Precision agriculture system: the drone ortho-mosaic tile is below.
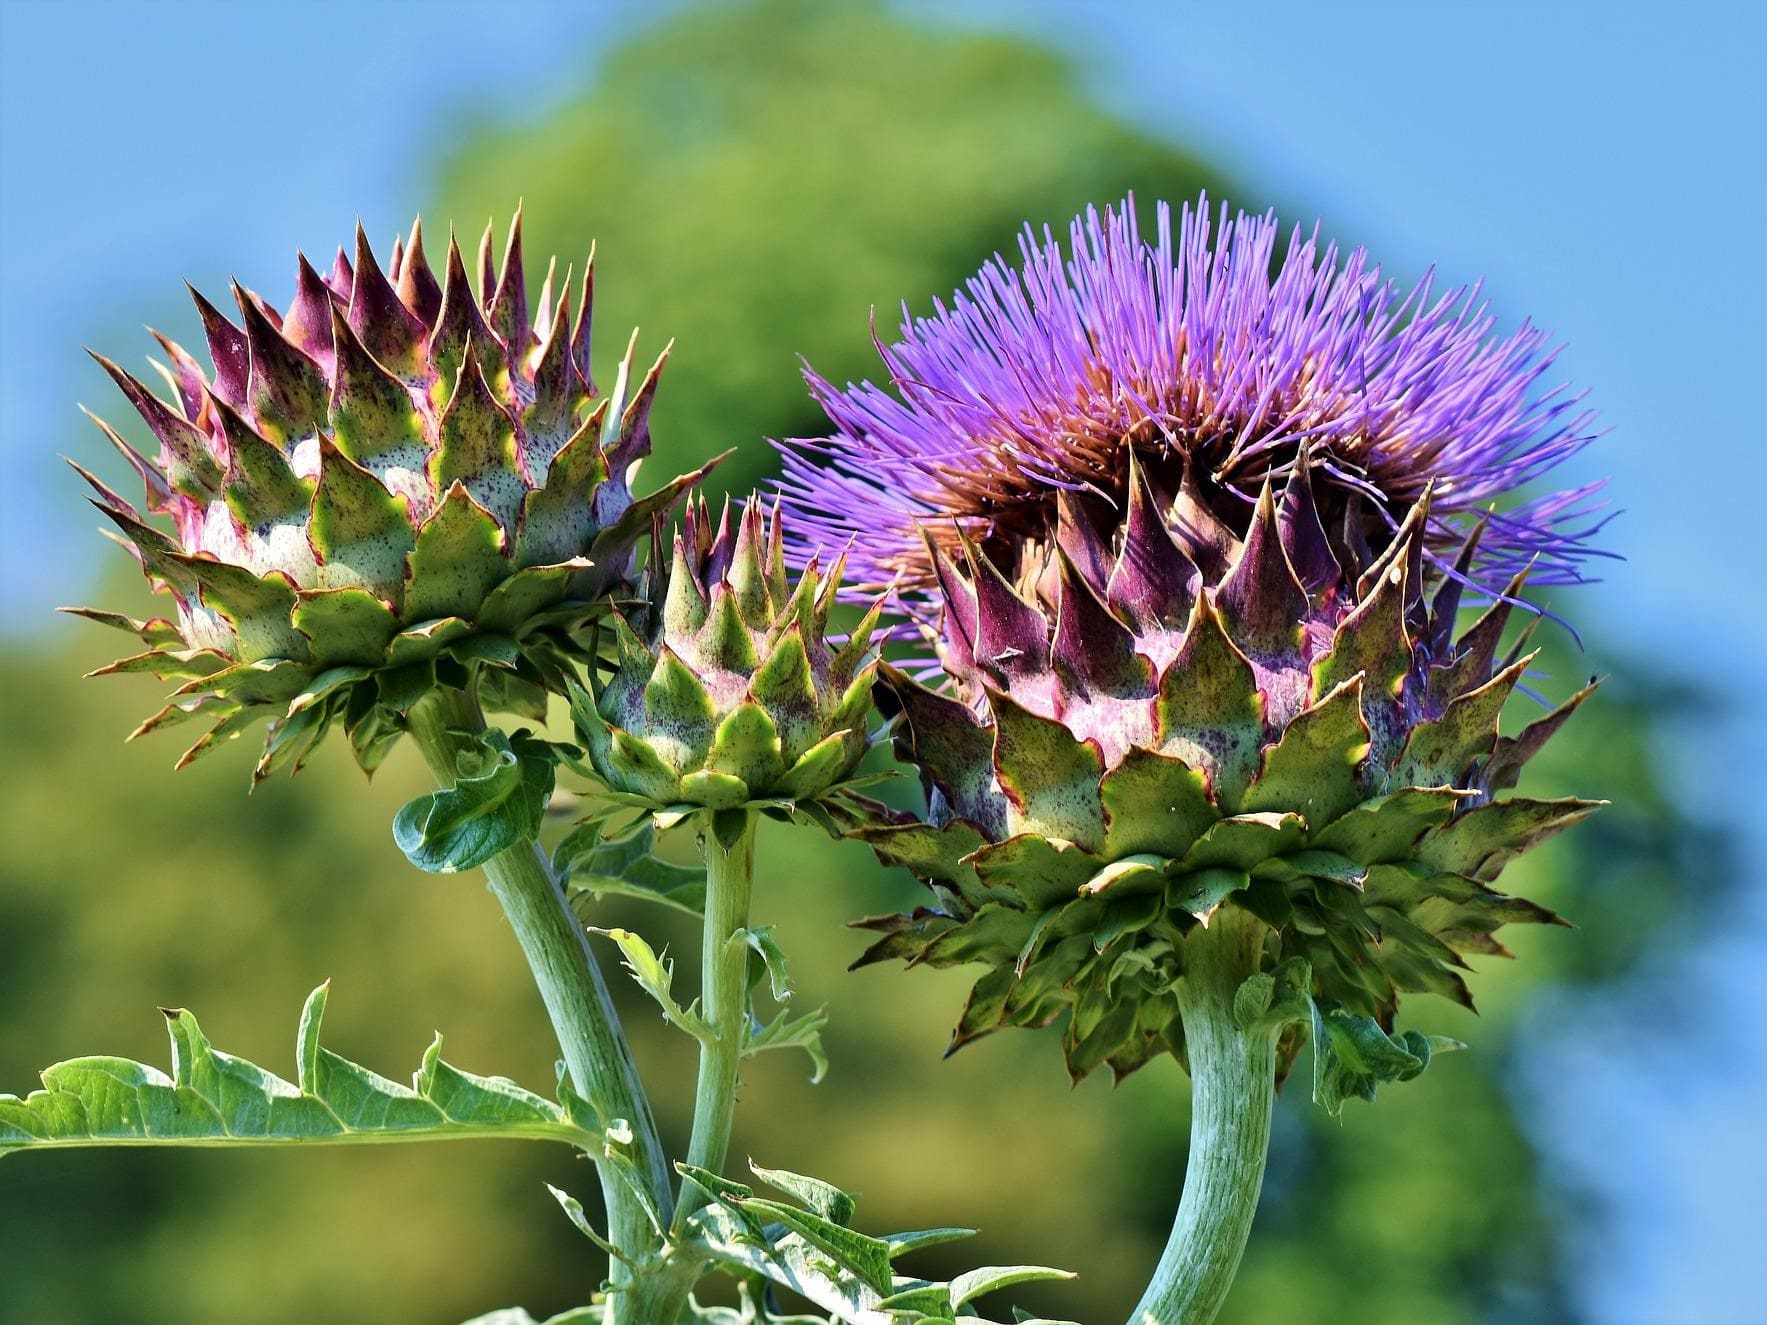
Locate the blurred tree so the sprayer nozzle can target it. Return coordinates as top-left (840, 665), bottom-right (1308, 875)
top-left (0, 2), bottom-right (1709, 1324)
top-left (429, 0), bottom-right (1226, 503)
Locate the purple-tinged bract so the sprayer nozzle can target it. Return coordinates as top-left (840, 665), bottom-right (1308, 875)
top-left (73, 211), bottom-right (710, 780)
top-left (778, 195), bottom-right (1606, 624)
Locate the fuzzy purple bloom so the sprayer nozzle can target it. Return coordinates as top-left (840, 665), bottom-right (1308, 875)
top-left (777, 195), bottom-right (1607, 624)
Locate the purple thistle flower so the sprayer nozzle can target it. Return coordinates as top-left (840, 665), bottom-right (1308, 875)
top-left (776, 195), bottom-right (1608, 626)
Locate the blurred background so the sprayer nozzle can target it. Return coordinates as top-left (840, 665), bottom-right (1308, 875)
top-left (1, 1), bottom-right (1761, 1322)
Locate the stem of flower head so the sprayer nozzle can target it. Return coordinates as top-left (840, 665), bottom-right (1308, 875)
top-left (404, 686), bottom-right (674, 1306)
top-left (674, 809), bottom-right (759, 1228)
top-left (1129, 905), bottom-right (1277, 1325)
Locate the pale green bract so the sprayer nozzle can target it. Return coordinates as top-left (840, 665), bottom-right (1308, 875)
top-left (0, 984), bottom-right (598, 1156)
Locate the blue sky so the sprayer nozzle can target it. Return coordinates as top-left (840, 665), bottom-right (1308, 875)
top-left (2, 1), bottom-right (1762, 1318)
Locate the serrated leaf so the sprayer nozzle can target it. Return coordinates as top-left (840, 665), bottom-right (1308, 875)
top-left (737, 1198), bottom-right (895, 1294)
top-left (684, 1204), bottom-right (887, 1322)
top-left (589, 927), bottom-right (712, 1040)
top-left (681, 1169), bottom-right (1073, 1325)
top-left (0, 985), bottom-right (594, 1158)
top-left (676, 1160), bottom-right (759, 1205)
top-left (392, 729), bottom-right (556, 873)
top-left (745, 1005), bottom-right (830, 1084)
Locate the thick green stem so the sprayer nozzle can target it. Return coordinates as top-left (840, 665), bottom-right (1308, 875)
top-left (405, 688), bottom-right (674, 1316)
top-left (677, 811), bottom-right (758, 1221)
top-left (1128, 908), bottom-right (1277, 1325)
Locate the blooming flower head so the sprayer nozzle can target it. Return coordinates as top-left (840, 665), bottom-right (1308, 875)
top-left (782, 197), bottom-right (1607, 1084)
top-left (777, 195), bottom-right (1605, 626)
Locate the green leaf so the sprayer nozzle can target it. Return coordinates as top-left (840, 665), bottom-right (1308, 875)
top-left (545, 1182), bottom-right (628, 1265)
top-left (0, 985), bottom-right (595, 1157)
top-left (393, 729), bottom-right (556, 873)
top-left (680, 1159), bottom-right (1073, 1325)
top-left (875, 1282), bottom-right (955, 1315)
top-left (589, 927), bottom-right (712, 1040)
top-left (744, 925), bottom-right (796, 1003)
top-left (949, 1265), bottom-right (1076, 1309)
top-left (885, 1227), bottom-right (980, 1257)
top-left (745, 1005), bottom-right (830, 1084)
top-left (459, 1309), bottom-right (602, 1325)
top-left (685, 1203), bottom-right (884, 1321)
top-left (1309, 997), bottom-right (1462, 1118)
top-left (563, 821), bottom-right (708, 918)
top-left (737, 1198), bottom-right (896, 1294)
top-left (676, 1160), bottom-right (759, 1206)
top-left (749, 1159), bottom-right (858, 1226)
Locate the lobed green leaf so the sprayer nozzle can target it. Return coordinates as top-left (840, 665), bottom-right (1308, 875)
top-left (0, 985), bottom-right (596, 1157)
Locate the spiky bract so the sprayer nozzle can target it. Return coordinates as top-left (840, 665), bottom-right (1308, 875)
top-left (74, 211), bottom-right (709, 780)
top-left (778, 195), bottom-right (1606, 625)
top-left (569, 497), bottom-right (882, 819)
top-left (854, 460), bottom-right (1599, 1083)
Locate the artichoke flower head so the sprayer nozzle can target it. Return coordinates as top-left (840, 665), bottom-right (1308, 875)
top-left (781, 196), bottom-right (1608, 1085)
top-left (74, 210), bottom-right (709, 780)
top-left (569, 494), bottom-right (884, 827)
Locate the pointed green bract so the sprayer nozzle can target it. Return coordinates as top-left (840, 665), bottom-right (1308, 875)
top-left (1242, 677), bottom-right (1370, 825)
top-left (404, 484), bottom-right (510, 623)
top-left (1157, 595), bottom-right (1265, 808)
top-left (991, 690), bottom-right (1107, 850)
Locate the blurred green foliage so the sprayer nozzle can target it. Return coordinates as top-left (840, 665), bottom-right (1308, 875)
top-left (0, 2), bottom-right (1710, 1323)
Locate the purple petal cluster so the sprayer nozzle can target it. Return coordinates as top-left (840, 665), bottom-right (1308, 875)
top-left (777, 195), bottom-right (1606, 623)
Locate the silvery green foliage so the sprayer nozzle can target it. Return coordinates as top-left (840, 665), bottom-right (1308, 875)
top-left (667, 1160), bottom-right (1074, 1325)
top-left (0, 985), bottom-right (598, 1155)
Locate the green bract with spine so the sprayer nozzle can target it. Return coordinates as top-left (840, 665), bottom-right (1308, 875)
top-left (73, 210), bottom-right (710, 780)
top-left (569, 496), bottom-right (883, 821)
top-left (854, 456), bottom-right (1600, 1085)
